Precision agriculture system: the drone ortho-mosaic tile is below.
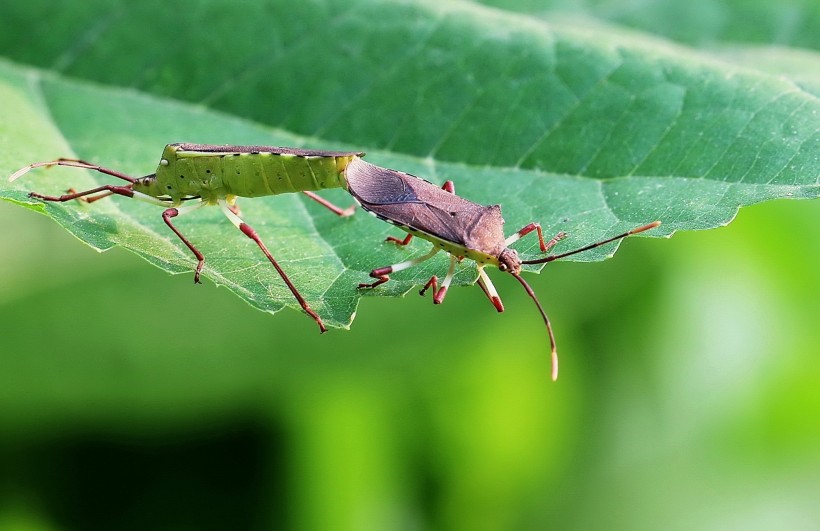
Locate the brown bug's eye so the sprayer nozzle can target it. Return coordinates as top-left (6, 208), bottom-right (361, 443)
top-left (499, 263), bottom-right (508, 271)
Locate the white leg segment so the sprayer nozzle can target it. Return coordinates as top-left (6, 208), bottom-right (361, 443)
top-left (389, 245), bottom-right (440, 273)
top-left (477, 266), bottom-right (500, 301)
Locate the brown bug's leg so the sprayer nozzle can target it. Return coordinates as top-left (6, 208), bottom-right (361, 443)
top-left (476, 266), bottom-right (505, 312)
top-left (358, 246), bottom-right (440, 289)
top-left (219, 200), bottom-right (327, 333)
top-left (420, 275), bottom-right (439, 297)
top-left (10, 158), bottom-right (138, 184)
top-left (302, 191), bottom-right (356, 217)
top-left (419, 254), bottom-right (457, 304)
top-left (505, 222), bottom-right (567, 252)
top-left (386, 233), bottom-right (413, 246)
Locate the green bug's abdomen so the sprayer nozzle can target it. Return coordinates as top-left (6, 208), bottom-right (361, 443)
top-left (221, 152), bottom-right (357, 198)
top-left (154, 144), bottom-right (362, 203)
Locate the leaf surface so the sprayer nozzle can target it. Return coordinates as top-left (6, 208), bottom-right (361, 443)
top-left (1, 0), bottom-right (817, 327)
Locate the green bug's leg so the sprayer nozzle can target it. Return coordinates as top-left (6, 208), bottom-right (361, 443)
top-left (505, 222), bottom-right (567, 252)
top-left (66, 188), bottom-right (114, 204)
top-left (302, 191), bottom-right (356, 217)
top-left (475, 266), bottom-right (505, 312)
top-left (218, 200), bottom-right (327, 333)
top-left (28, 183), bottom-right (136, 203)
top-left (419, 254), bottom-right (457, 304)
top-left (358, 245), bottom-right (440, 289)
top-left (161, 202), bottom-right (208, 284)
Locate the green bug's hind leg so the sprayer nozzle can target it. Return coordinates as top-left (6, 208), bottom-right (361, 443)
top-left (419, 254), bottom-right (458, 304)
top-left (302, 191), bottom-right (356, 217)
top-left (358, 245), bottom-right (440, 289)
top-left (218, 200), bottom-right (327, 333)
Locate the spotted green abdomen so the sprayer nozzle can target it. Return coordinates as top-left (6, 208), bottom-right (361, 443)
top-left (153, 144), bottom-right (361, 203)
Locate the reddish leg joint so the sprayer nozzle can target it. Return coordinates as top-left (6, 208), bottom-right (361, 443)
top-left (359, 266), bottom-right (392, 289)
top-left (515, 223), bottom-right (567, 253)
top-left (419, 276), bottom-right (447, 304)
top-left (386, 234), bottom-right (413, 246)
top-left (29, 184), bottom-right (134, 203)
top-left (544, 231), bottom-right (567, 252)
top-left (517, 223), bottom-right (547, 251)
top-left (163, 208), bottom-right (205, 284)
top-left (238, 222), bottom-right (327, 333)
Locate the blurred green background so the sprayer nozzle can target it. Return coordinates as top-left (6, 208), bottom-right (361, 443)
top-left (2, 193), bottom-right (818, 530)
top-left (1, 0), bottom-right (819, 530)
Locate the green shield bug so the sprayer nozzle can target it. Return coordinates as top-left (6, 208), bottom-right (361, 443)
top-left (10, 143), bottom-right (365, 332)
top-left (344, 157), bottom-right (661, 380)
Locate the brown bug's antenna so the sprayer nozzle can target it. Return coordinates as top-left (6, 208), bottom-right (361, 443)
top-left (510, 271), bottom-right (559, 381)
top-left (522, 221), bottom-right (661, 265)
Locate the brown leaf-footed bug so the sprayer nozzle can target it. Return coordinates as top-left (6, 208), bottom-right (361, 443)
top-left (343, 157), bottom-right (661, 380)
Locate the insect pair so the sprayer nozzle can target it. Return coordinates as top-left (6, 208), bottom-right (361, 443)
top-left (10, 144), bottom-right (660, 379)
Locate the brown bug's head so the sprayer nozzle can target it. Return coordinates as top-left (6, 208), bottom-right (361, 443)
top-left (497, 247), bottom-right (522, 275)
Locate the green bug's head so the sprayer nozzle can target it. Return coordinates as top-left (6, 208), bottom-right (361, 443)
top-left (132, 174), bottom-right (162, 198)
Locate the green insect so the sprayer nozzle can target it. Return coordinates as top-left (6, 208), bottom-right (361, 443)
top-left (9, 143), bottom-right (364, 332)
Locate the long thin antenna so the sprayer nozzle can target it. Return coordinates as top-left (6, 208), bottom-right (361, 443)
top-left (522, 221), bottom-right (661, 265)
top-left (9, 159), bottom-right (137, 184)
top-left (511, 272), bottom-right (559, 381)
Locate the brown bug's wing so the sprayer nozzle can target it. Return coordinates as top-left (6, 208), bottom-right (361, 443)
top-left (344, 157), bottom-right (421, 205)
top-left (345, 158), bottom-right (506, 254)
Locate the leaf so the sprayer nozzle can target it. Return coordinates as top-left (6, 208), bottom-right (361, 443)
top-left (1, 0), bottom-right (818, 329)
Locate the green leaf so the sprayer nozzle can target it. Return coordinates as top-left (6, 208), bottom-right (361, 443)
top-left (1, 0), bottom-right (818, 329)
